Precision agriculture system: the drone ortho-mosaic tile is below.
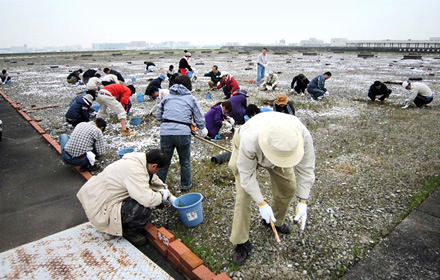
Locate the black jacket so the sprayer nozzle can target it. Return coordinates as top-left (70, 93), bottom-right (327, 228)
top-left (67, 70), bottom-right (81, 80)
top-left (291, 75), bottom-right (310, 89)
top-left (178, 58), bottom-right (193, 72)
top-left (145, 78), bottom-right (162, 96)
top-left (65, 95), bottom-right (91, 122)
top-left (204, 71), bottom-right (222, 83)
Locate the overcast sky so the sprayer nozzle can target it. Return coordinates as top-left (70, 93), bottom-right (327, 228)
top-left (1, 0), bottom-right (439, 49)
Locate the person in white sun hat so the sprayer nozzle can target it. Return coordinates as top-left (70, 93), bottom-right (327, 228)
top-left (228, 111), bottom-right (316, 265)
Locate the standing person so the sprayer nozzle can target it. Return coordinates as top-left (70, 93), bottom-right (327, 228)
top-left (204, 101), bottom-right (234, 140)
top-left (228, 89), bottom-right (248, 125)
top-left (368, 81), bottom-right (391, 102)
top-left (156, 75), bottom-right (207, 191)
top-left (217, 72), bottom-right (240, 99)
top-left (67, 69), bottom-right (83, 84)
top-left (273, 94), bottom-right (295, 115)
top-left (307, 72), bottom-right (332, 101)
top-left (261, 72), bottom-right (279, 91)
top-left (256, 48), bottom-right (268, 85)
top-left (178, 52), bottom-right (193, 76)
top-left (65, 93), bottom-right (94, 126)
top-left (290, 74), bottom-right (310, 95)
top-left (204, 65), bottom-right (222, 89)
top-left (77, 149), bottom-right (176, 246)
top-left (60, 118), bottom-right (106, 172)
top-left (96, 84), bottom-right (135, 136)
top-left (103, 67), bottom-right (125, 83)
top-left (145, 74), bottom-right (166, 99)
top-left (401, 81), bottom-right (434, 108)
top-left (228, 112), bottom-right (315, 265)
top-left (144, 61), bottom-right (156, 73)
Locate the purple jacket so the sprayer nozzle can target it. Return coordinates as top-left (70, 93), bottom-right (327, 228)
top-left (228, 93), bottom-right (247, 125)
top-left (204, 105), bottom-right (225, 138)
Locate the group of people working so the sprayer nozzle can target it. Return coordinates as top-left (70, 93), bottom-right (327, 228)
top-left (62, 48), bottom-right (434, 267)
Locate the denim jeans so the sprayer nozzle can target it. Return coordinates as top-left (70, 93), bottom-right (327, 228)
top-left (307, 88), bottom-right (325, 100)
top-left (59, 134), bottom-right (90, 167)
top-left (222, 86), bottom-right (232, 98)
top-left (158, 135), bottom-right (192, 188)
top-left (257, 64), bottom-right (265, 85)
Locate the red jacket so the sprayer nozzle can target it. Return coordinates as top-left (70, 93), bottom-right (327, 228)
top-left (217, 75), bottom-right (240, 93)
top-left (103, 84), bottom-right (132, 108)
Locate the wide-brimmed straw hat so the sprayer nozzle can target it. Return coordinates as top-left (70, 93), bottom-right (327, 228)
top-left (275, 94), bottom-right (288, 106)
top-left (258, 119), bottom-right (304, 167)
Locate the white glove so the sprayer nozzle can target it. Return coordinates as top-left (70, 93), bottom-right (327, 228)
top-left (159, 189), bottom-right (170, 202)
top-left (169, 195), bottom-right (177, 205)
top-left (86, 151), bottom-right (96, 166)
top-left (293, 202), bottom-right (308, 231)
top-left (227, 117), bottom-right (235, 126)
top-left (325, 91), bottom-right (330, 95)
top-left (223, 121), bottom-right (232, 128)
top-left (290, 89), bottom-right (295, 93)
top-left (258, 201), bottom-right (276, 224)
top-left (201, 127), bottom-right (208, 137)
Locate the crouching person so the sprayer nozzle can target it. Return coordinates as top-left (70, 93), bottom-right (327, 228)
top-left (77, 149), bottom-right (176, 246)
top-left (60, 118), bottom-right (107, 172)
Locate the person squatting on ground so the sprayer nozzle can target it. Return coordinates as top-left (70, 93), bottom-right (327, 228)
top-left (204, 101), bottom-right (234, 140)
top-left (81, 69), bottom-right (98, 85)
top-left (368, 81), bottom-right (391, 102)
top-left (103, 67), bottom-right (125, 83)
top-left (167, 65), bottom-right (176, 80)
top-left (290, 74), bottom-right (310, 95)
top-left (66, 69), bottom-right (83, 84)
top-left (148, 89), bottom-right (170, 116)
top-left (156, 75), bottom-right (208, 191)
top-left (228, 89), bottom-right (248, 125)
top-left (217, 72), bottom-right (240, 99)
top-left (401, 80), bottom-right (434, 108)
top-left (96, 84), bottom-right (135, 136)
top-left (144, 61), bottom-right (156, 73)
top-left (60, 118), bottom-right (106, 172)
top-left (243, 104), bottom-right (261, 122)
top-left (307, 72), bottom-right (331, 101)
top-left (178, 52), bottom-right (193, 76)
top-left (204, 65), bottom-right (222, 89)
top-left (145, 74), bottom-right (166, 99)
top-left (273, 94), bottom-right (295, 115)
top-left (77, 149), bottom-right (176, 246)
top-left (256, 47), bottom-right (268, 85)
top-left (101, 72), bottom-right (119, 86)
top-left (261, 72), bottom-right (279, 91)
top-left (228, 111), bottom-right (315, 265)
top-left (65, 93), bottom-right (95, 126)
top-left (1, 69), bottom-right (12, 84)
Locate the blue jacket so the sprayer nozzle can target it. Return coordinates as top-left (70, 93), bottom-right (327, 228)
top-left (228, 93), bottom-right (247, 125)
top-left (157, 84), bottom-right (205, 135)
top-left (307, 74), bottom-right (327, 91)
top-left (65, 95), bottom-right (91, 122)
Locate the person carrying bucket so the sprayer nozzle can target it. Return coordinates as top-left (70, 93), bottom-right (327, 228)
top-left (228, 111), bottom-right (316, 265)
top-left (77, 149), bottom-right (176, 246)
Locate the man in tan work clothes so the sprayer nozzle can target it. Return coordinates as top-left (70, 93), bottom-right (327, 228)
top-left (228, 111), bottom-right (316, 265)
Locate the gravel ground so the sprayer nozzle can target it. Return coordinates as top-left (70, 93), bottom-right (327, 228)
top-left (1, 50), bottom-right (439, 279)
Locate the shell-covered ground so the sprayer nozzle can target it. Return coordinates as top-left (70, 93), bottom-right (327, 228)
top-left (1, 50), bottom-right (439, 279)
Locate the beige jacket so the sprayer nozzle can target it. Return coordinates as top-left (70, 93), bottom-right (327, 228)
top-left (236, 112), bottom-right (315, 203)
top-left (408, 82), bottom-right (433, 101)
top-left (77, 152), bottom-right (166, 236)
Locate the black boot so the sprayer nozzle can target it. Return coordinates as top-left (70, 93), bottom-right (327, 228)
top-left (261, 219), bottom-right (292, 234)
top-left (232, 240), bottom-right (252, 265)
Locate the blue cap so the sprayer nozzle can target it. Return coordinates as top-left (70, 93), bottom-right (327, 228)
top-left (159, 74), bottom-right (166, 80)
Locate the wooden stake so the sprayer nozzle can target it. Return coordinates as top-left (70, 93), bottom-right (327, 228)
top-left (27, 104), bottom-right (59, 111)
top-left (270, 219), bottom-right (281, 244)
top-left (193, 134), bottom-right (232, 153)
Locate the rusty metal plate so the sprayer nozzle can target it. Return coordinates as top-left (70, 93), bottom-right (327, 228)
top-left (0, 223), bottom-right (173, 280)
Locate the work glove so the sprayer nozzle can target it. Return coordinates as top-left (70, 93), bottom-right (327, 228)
top-left (201, 127), bottom-right (208, 138)
top-left (169, 195), bottom-right (177, 205)
top-left (324, 91), bottom-right (330, 96)
top-left (159, 189), bottom-right (170, 202)
top-left (258, 201), bottom-right (276, 224)
top-left (86, 151), bottom-right (96, 166)
top-left (223, 121), bottom-right (232, 128)
top-left (293, 201), bottom-right (308, 231)
top-left (290, 89), bottom-right (295, 93)
top-left (226, 117), bottom-right (235, 126)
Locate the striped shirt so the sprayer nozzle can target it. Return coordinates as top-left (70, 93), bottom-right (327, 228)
top-left (65, 122), bottom-right (106, 157)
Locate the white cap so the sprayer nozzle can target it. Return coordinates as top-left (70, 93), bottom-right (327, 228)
top-left (402, 81), bottom-right (410, 89)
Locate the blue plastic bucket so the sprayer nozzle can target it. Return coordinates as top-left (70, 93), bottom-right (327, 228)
top-left (130, 116), bottom-right (142, 126)
top-left (205, 92), bottom-right (212, 99)
top-left (172, 193), bottom-right (204, 227)
top-left (91, 104), bottom-right (100, 112)
top-left (117, 148), bottom-right (135, 158)
top-left (187, 71), bottom-right (193, 78)
top-left (136, 93), bottom-right (144, 102)
top-left (131, 77), bottom-right (136, 82)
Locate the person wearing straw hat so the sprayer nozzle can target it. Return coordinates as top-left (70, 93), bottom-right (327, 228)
top-left (228, 111), bottom-right (315, 265)
top-left (273, 93), bottom-right (295, 115)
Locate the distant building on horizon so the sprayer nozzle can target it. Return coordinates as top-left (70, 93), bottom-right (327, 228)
top-left (300, 38), bottom-right (325, 46)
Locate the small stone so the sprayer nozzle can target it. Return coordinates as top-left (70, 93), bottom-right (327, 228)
top-left (303, 270), bottom-right (308, 275)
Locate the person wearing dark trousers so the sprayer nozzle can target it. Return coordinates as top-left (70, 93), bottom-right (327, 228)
top-left (217, 72), bottom-right (240, 99)
top-left (273, 94), bottom-right (295, 115)
top-left (290, 74), bottom-right (310, 95)
top-left (67, 69), bottom-right (83, 84)
top-left (77, 149), bottom-right (176, 246)
top-left (145, 74), bottom-right (166, 99)
top-left (368, 81), bottom-right (391, 102)
top-left (204, 65), bottom-right (222, 89)
top-left (103, 68), bottom-right (125, 82)
top-left (65, 94), bottom-right (94, 126)
top-left (307, 72), bottom-right (332, 101)
top-left (402, 81), bottom-right (434, 108)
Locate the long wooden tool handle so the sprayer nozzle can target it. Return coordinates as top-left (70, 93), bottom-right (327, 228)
top-left (193, 134), bottom-right (232, 153)
top-left (270, 219), bottom-right (281, 244)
